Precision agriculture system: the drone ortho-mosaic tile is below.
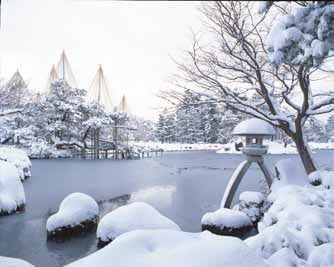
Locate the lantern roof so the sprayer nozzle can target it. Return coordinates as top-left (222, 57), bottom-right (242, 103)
top-left (233, 118), bottom-right (275, 136)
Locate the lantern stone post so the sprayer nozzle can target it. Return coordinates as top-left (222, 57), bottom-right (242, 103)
top-left (221, 118), bottom-right (275, 208)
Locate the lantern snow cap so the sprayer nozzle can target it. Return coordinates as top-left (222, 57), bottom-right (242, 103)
top-left (233, 118), bottom-right (275, 156)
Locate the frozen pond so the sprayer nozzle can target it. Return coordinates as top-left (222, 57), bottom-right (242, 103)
top-left (0, 150), bottom-right (333, 267)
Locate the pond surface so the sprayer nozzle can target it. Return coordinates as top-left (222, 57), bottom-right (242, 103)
top-left (0, 150), bottom-right (333, 267)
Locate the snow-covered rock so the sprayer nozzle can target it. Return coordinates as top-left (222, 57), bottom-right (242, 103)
top-left (0, 146), bottom-right (32, 181)
top-left (201, 208), bottom-right (253, 237)
top-left (233, 118), bottom-right (275, 136)
top-left (202, 208), bottom-right (252, 228)
top-left (96, 202), bottom-right (180, 247)
top-left (66, 230), bottom-right (268, 267)
top-left (47, 192), bottom-right (99, 240)
top-left (0, 256), bottom-right (34, 267)
top-left (0, 161), bottom-right (25, 215)
top-left (246, 185), bottom-right (334, 264)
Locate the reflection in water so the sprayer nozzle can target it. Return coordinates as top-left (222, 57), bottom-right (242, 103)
top-left (0, 150), bottom-right (333, 267)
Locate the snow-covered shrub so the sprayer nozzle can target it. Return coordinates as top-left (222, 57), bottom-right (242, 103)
top-left (47, 193), bottom-right (99, 240)
top-left (238, 191), bottom-right (265, 223)
top-left (0, 146), bottom-right (32, 181)
top-left (308, 243), bottom-right (334, 267)
top-left (246, 185), bottom-right (334, 264)
top-left (66, 230), bottom-right (267, 267)
top-left (309, 170), bottom-right (334, 188)
top-left (28, 140), bottom-right (71, 159)
top-left (96, 202), bottom-right (180, 247)
top-left (0, 256), bottom-right (34, 267)
top-left (0, 161), bottom-right (25, 215)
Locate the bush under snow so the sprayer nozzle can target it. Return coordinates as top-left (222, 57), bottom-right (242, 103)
top-left (46, 192), bottom-right (99, 232)
top-left (97, 202), bottom-right (180, 245)
top-left (67, 229), bottom-right (267, 267)
top-left (0, 160), bottom-right (25, 215)
top-left (0, 146), bottom-right (32, 181)
top-left (246, 184), bottom-right (334, 266)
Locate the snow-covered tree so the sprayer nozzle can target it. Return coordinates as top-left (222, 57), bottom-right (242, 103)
top-left (172, 1), bottom-right (334, 174)
top-left (0, 70), bottom-right (31, 111)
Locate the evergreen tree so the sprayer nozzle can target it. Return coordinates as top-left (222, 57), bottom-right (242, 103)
top-left (0, 70), bottom-right (31, 111)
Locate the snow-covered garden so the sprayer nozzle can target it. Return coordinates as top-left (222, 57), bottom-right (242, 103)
top-left (1, 0), bottom-right (334, 267)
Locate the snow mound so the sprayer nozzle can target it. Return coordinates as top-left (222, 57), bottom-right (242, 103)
top-left (46, 192), bottom-right (99, 232)
top-left (308, 243), bottom-right (334, 267)
top-left (0, 146), bottom-right (32, 180)
top-left (201, 208), bottom-right (252, 228)
top-left (0, 256), bottom-right (34, 267)
top-left (66, 230), bottom-right (267, 267)
top-left (309, 170), bottom-right (334, 188)
top-left (246, 185), bottom-right (334, 264)
top-left (233, 118), bottom-right (275, 136)
top-left (97, 202), bottom-right (180, 243)
top-left (272, 159), bottom-right (308, 192)
top-left (0, 161), bottom-right (25, 215)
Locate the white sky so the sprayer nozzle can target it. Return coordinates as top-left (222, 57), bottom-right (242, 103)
top-left (1, 0), bottom-right (201, 121)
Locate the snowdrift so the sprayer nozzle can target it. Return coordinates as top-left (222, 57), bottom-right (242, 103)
top-left (67, 230), bottom-right (267, 267)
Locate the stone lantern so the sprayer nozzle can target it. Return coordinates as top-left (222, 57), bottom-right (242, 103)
top-left (220, 118), bottom-right (275, 208)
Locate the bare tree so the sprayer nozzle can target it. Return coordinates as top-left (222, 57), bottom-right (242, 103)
top-left (170, 1), bottom-right (334, 174)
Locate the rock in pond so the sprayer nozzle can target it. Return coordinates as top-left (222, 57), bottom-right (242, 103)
top-left (201, 208), bottom-right (254, 238)
top-left (96, 202), bottom-right (180, 248)
top-left (0, 160), bottom-right (26, 216)
top-left (47, 192), bottom-right (99, 241)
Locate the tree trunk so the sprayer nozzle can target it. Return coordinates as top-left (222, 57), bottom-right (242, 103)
top-left (293, 134), bottom-right (316, 175)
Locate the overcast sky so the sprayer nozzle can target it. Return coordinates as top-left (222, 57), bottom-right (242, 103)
top-left (1, 0), bottom-right (201, 121)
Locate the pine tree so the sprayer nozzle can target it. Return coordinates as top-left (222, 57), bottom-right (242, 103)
top-left (0, 70), bottom-right (31, 111)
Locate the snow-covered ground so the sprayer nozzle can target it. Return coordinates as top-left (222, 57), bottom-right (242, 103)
top-left (0, 160), bottom-right (25, 215)
top-left (67, 230), bottom-right (267, 267)
top-left (0, 256), bottom-right (34, 267)
top-left (97, 202), bottom-right (180, 244)
top-left (217, 140), bottom-right (298, 154)
top-left (0, 146), bottom-right (32, 180)
top-left (46, 193), bottom-right (99, 232)
top-left (129, 141), bottom-right (223, 152)
top-left (130, 140), bottom-right (334, 155)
